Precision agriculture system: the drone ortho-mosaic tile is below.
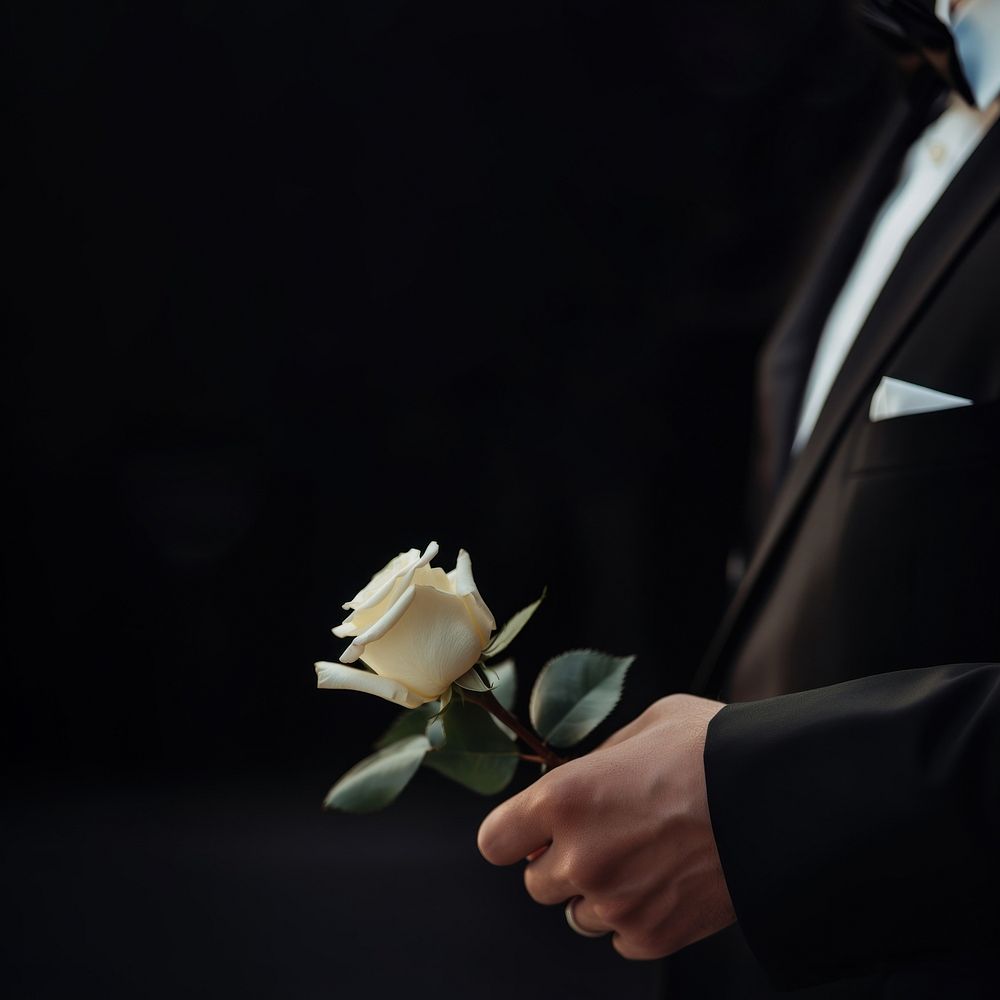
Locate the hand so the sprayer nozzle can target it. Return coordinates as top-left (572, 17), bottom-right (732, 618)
top-left (477, 694), bottom-right (736, 959)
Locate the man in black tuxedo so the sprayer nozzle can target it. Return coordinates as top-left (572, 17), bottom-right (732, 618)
top-left (478, 1), bottom-right (1000, 995)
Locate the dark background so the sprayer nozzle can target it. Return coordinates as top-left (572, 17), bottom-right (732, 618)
top-left (4, 2), bottom-right (896, 997)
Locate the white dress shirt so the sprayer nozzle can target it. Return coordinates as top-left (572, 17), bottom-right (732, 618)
top-left (792, 0), bottom-right (1000, 453)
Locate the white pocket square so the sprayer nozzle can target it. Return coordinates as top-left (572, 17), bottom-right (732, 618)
top-left (869, 376), bottom-right (973, 423)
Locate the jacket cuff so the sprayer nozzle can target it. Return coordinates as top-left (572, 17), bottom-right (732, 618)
top-left (702, 666), bottom-right (1000, 989)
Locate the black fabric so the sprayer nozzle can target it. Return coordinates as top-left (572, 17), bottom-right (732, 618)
top-left (707, 121), bottom-right (1000, 697)
top-left (745, 69), bottom-right (945, 540)
top-left (694, 106), bottom-right (1000, 700)
top-left (857, 0), bottom-right (953, 52)
top-left (677, 61), bottom-right (1000, 1000)
top-left (855, 0), bottom-right (974, 103)
top-left (706, 665), bottom-right (1000, 990)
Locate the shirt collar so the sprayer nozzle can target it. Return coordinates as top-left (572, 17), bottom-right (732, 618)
top-left (936, 0), bottom-right (1000, 107)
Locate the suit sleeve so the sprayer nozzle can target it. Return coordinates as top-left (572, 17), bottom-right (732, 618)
top-left (703, 662), bottom-right (1000, 989)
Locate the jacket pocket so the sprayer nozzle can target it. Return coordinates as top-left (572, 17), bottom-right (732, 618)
top-left (849, 397), bottom-right (1000, 476)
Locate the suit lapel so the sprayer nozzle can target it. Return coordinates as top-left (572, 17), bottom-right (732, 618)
top-left (749, 89), bottom-right (935, 530)
top-left (693, 114), bottom-right (1000, 697)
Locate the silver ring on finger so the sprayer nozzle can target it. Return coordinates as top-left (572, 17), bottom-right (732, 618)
top-left (564, 895), bottom-right (610, 938)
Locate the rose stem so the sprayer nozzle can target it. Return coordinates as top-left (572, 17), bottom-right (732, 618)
top-left (461, 688), bottom-right (568, 769)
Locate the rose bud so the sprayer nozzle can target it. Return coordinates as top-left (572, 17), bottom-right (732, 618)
top-left (315, 541), bottom-right (496, 708)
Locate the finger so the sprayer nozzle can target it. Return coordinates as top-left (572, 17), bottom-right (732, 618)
top-left (612, 933), bottom-right (666, 961)
top-left (609, 896), bottom-right (682, 961)
top-left (523, 844), bottom-right (575, 905)
top-left (478, 784), bottom-right (553, 866)
top-left (567, 895), bottom-right (614, 935)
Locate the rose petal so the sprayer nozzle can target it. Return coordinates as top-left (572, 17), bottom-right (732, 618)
top-left (395, 541), bottom-right (439, 592)
top-left (339, 586), bottom-right (413, 663)
top-left (336, 541), bottom-right (442, 640)
top-left (447, 548), bottom-right (473, 593)
top-left (354, 584), bottom-right (417, 647)
top-left (343, 548), bottom-right (421, 612)
top-left (361, 586), bottom-right (485, 697)
top-left (448, 549), bottom-right (496, 636)
top-left (413, 565), bottom-right (453, 593)
top-left (343, 541), bottom-right (440, 613)
top-left (314, 662), bottom-right (427, 708)
top-left (337, 585), bottom-right (397, 638)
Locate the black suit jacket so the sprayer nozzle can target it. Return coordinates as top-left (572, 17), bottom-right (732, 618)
top-left (671, 77), bottom-right (1000, 997)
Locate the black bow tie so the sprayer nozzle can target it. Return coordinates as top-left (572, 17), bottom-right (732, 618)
top-left (857, 0), bottom-right (975, 103)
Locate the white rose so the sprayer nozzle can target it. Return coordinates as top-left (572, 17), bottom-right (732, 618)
top-left (315, 541), bottom-right (496, 708)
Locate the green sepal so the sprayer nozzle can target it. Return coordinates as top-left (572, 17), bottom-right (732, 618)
top-left (482, 589), bottom-right (545, 659)
top-left (454, 667), bottom-right (489, 691)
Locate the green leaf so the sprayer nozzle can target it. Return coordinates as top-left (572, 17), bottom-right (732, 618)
top-left (441, 697), bottom-right (518, 754)
top-left (424, 696), bottom-right (518, 795)
top-left (491, 658), bottom-right (517, 711)
top-left (487, 658), bottom-right (517, 738)
top-left (426, 749), bottom-right (518, 795)
top-left (449, 660), bottom-right (518, 737)
top-left (324, 735), bottom-right (430, 813)
top-left (426, 713), bottom-right (447, 749)
top-left (483, 589), bottom-right (545, 659)
top-left (373, 701), bottom-right (441, 750)
top-left (529, 649), bottom-right (635, 748)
